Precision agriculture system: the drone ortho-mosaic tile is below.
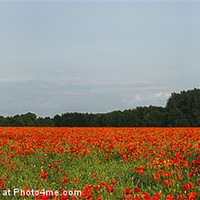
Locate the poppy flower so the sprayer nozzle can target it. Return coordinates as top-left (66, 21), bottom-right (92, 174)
top-left (92, 173), bottom-right (97, 178)
top-left (133, 187), bottom-right (140, 193)
top-left (125, 188), bottom-right (132, 195)
top-left (163, 181), bottom-right (169, 186)
top-left (41, 171), bottom-right (47, 179)
top-left (166, 194), bottom-right (173, 200)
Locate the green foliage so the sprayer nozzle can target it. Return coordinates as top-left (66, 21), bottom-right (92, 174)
top-left (0, 88), bottom-right (200, 127)
top-left (166, 88), bottom-right (200, 126)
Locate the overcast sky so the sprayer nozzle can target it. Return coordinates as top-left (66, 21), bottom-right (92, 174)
top-left (0, 0), bottom-right (200, 117)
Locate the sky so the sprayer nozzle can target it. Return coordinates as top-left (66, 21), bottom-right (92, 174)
top-left (0, 0), bottom-right (200, 117)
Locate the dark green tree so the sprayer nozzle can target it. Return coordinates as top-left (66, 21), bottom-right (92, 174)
top-left (166, 88), bottom-right (200, 126)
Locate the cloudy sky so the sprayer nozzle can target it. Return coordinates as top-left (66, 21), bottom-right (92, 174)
top-left (0, 0), bottom-right (200, 117)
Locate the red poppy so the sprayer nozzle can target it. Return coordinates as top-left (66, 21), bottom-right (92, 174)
top-left (41, 171), bottom-right (47, 179)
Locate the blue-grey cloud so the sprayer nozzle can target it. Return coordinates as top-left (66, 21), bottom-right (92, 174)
top-left (0, 1), bottom-right (200, 116)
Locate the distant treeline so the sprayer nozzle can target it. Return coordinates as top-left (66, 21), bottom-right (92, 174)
top-left (1, 88), bottom-right (200, 127)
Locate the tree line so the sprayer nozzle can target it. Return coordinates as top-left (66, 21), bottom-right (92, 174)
top-left (1, 88), bottom-right (200, 127)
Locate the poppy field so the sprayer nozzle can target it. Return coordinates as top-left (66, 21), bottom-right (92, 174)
top-left (0, 127), bottom-right (199, 200)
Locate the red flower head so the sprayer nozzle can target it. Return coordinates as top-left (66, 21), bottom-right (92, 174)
top-left (133, 187), bottom-right (140, 193)
top-left (187, 192), bottom-right (199, 200)
top-left (41, 171), bottom-right (47, 179)
top-left (125, 188), bottom-right (132, 195)
top-left (176, 193), bottom-right (185, 200)
top-left (106, 186), bottom-right (115, 192)
top-left (166, 194), bottom-right (173, 200)
top-left (141, 192), bottom-right (151, 200)
top-left (163, 181), bottom-right (169, 186)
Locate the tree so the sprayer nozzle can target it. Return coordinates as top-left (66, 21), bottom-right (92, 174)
top-left (166, 88), bottom-right (200, 126)
top-left (0, 116), bottom-right (9, 126)
top-left (143, 106), bottom-right (167, 127)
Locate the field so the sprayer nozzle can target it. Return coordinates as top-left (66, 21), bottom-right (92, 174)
top-left (0, 127), bottom-right (199, 200)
